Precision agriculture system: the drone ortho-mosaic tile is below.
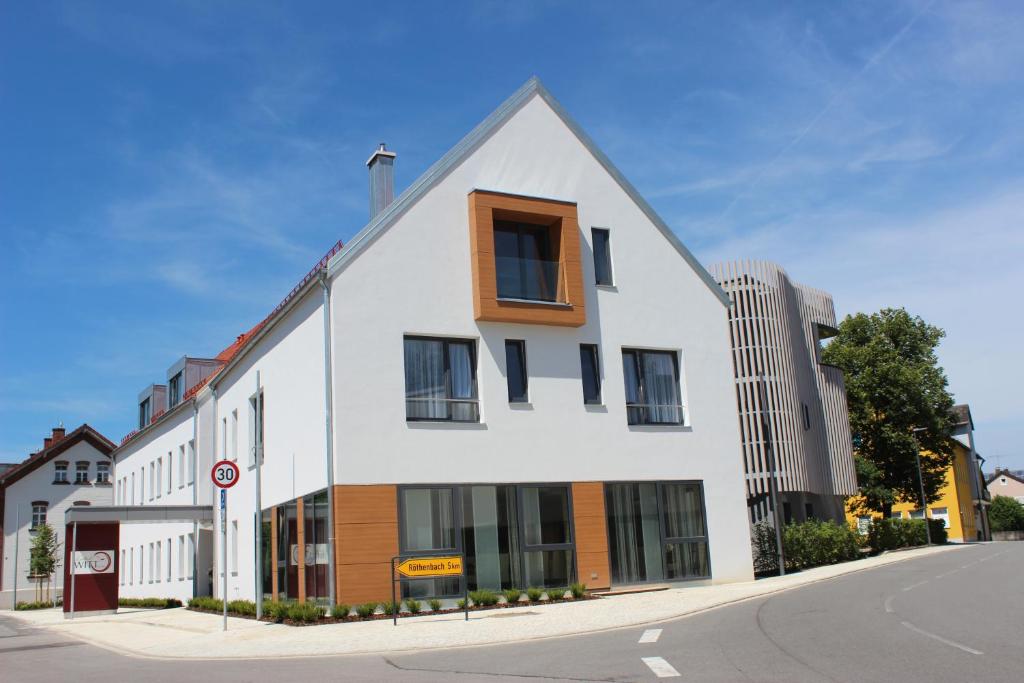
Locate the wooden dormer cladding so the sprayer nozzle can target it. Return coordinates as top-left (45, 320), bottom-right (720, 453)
top-left (468, 190), bottom-right (586, 327)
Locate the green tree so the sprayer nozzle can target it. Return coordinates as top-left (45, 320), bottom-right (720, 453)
top-left (823, 308), bottom-right (955, 516)
top-left (988, 495), bottom-right (1024, 532)
top-left (29, 523), bottom-right (60, 602)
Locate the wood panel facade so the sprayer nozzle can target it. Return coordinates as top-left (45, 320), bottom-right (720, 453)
top-left (333, 484), bottom-right (399, 604)
top-left (571, 482), bottom-right (611, 590)
top-left (468, 190), bottom-right (586, 327)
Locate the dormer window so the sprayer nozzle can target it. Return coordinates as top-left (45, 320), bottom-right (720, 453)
top-left (168, 372), bottom-right (183, 408)
top-left (54, 461), bottom-right (68, 483)
top-left (494, 222), bottom-right (557, 302)
top-left (139, 397), bottom-right (151, 429)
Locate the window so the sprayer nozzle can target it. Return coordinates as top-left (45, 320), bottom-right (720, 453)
top-left (129, 547), bottom-right (134, 584)
top-left (890, 511), bottom-right (903, 519)
top-left (178, 536), bottom-right (186, 580)
top-left (231, 520), bottom-right (238, 574)
top-left (148, 543), bottom-right (154, 583)
top-left (592, 228), bottom-right (613, 286)
top-left (231, 408), bottom-right (239, 464)
top-left (187, 533), bottom-right (195, 579)
top-left (401, 488), bottom-right (457, 553)
top-left (156, 457), bottom-right (163, 498)
top-left (121, 550), bottom-right (126, 585)
top-left (148, 463), bottom-right (154, 500)
top-left (222, 417), bottom-right (228, 460)
top-left (187, 440), bottom-right (195, 484)
top-left (909, 508), bottom-right (925, 520)
top-left (802, 403), bottom-right (811, 431)
top-left (178, 445), bottom-right (185, 488)
top-left (96, 462), bottom-right (110, 484)
top-left (155, 542), bottom-right (162, 582)
top-left (166, 538), bottom-right (172, 582)
top-left (54, 461), bottom-right (68, 483)
top-left (505, 340), bottom-right (528, 403)
top-left (804, 502), bottom-right (814, 521)
top-left (249, 394), bottom-right (263, 466)
top-left (494, 220), bottom-right (558, 302)
top-left (661, 483), bottom-right (710, 580)
top-left (404, 336), bottom-right (479, 422)
top-left (622, 349), bottom-right (684, 425)
top-left (166, 454), bottom-right (172, 494)
top-left (931, 507), bottom-right (950, 528)
top-left (168, 372), bottom-right (182, 408)
top-left (130, 472), bottom-right (136, 505)
top-left (75, 462), bottom-right (90, 484)
top-left (580, 344), bottom-right (602, 404)
top-left (31, 502), bottom-right (47, 529)
top-left (521, 485), bottom-right (574, 588)
top-left (139, 397), bottom-right (151, 429)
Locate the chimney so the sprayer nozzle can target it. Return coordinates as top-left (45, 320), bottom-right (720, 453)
top-left (52, 424), bottom-right (66, 443)
top-left (367, 143), bottom-right (396, 219)
top-left (44, 437), bottom-right (52, 449)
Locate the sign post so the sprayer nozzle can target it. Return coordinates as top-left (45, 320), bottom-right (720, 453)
top-left (212, 460), bottom-right (240, 632)
top-left (391, 555), bottom-right (466, 626)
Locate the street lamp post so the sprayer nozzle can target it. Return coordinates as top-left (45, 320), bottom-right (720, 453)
top-left (914, 449), bottom-right (932, 546)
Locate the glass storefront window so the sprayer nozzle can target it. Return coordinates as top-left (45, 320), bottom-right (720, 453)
top-left (661, 483), bottom-right (710, 581)
top-left (401, 488), bottom-right (456, 552)
top-left (304, 491), bottom-right (330, 601)
top-left (261, 508), bottom-right (273, 601)
top-left (522, 486), bottom-right (571, 546)
top-left (462, 485), bottom-right (521, 592)
top-left (524, 549), bottom-right (573, 588)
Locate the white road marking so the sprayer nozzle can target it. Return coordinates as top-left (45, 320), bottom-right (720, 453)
top-left (901, 621), bottom-right (983, 655)
top-left (884, 596), bottom-right (895, 613)
top-left (642, 657), bottom-right (681, 678)
top-left (902, 580), bottom-right (929, 592)
top-left (638, 629), bottom-right (663, 643)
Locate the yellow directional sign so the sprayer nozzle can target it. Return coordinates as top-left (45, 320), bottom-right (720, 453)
top-left (395, 556), bottom-right (463, 578)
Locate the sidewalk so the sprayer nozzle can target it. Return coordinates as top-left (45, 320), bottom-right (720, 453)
top-left (8, 544), bottom-right (968, 660)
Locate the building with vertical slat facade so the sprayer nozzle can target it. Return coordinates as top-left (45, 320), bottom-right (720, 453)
top-left (709, 260), bottom-right (857, 526)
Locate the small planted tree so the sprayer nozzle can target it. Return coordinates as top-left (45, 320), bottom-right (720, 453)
top-left (29, 523), bottom-right (60, 603)
top-left (989, 496), bottom-right (1024, 532)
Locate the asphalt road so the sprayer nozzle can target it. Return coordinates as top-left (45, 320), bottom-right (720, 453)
top-left (2, 542), bottom-right (1020, 682)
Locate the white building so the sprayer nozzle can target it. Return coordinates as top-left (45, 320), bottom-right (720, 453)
top-left (1, 425), bottom-right (115, 608)
top-left (113, 77), bottom-right (754, 607)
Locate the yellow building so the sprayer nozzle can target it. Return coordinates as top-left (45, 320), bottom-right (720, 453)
top-left (847, 438), bottom-right (979, 543)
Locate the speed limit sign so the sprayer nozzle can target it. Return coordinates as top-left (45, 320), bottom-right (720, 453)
top-left (211, 460), bottom-right (240, 489)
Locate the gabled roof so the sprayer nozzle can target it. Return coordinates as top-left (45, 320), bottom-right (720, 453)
top-left (327, 76), bottom-right (730, 306)
top-left (986, 469), bottom-right (1024, 487)
top-left (0, 424), bottom-right (115, 489)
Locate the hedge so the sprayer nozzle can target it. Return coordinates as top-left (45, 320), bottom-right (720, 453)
top-left (782, 520), bottom-right (862, 571)
top-left (118, 597), bottom-right (182, 609)
top-left (989, 495), bottom-right (1024, 532)
top-left (868, 518), bottom-right (946, 551)
top-left (15, 600), bottom-right (60, 610)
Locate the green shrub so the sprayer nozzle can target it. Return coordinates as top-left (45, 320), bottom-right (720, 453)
top-left (356, 602), bottom-right (378, 619)
top-left (227, 599), bottom-right (257, 617)
top-left (330, 603), bottom-right (351, 619)
top-left (188, 596), bottom-right (223, 612)
top-left (751, 520), bottom-right (781, 574)
top-left (117, 597), bottom-right (182, 609)
top-left (263, 601), bottom-right (288, 621)
top-left (545, 587), bottom-right (566, 600)
top-left (287, 601), bottom-right (325, 623)
top-left (928, 519), bottom-right (948, 544)
top-left (428, 599), bottom-right (442, 612)
top-left (989, 495), bottom-right (1024, 532)
top-left (404, 599), bottom-right (422, 614)
top-left (468, 589), bottom-right (498, 606)
top-left (781, 519), bottom-right (861, 571)
top-left (569, 582), bottom-right (587, 599)
top-left (502, 588), bottom-right (522, 604)
top-left (868, 517), bottom-right (933, 552)
top-left (381, 600), bottom-right (399, 616)
top-left (526, 587), bottom-right (543, 602)
top-left (456, 598), bottom-right (468, 609)
top-left (15, 600), bottom-right (59, 610)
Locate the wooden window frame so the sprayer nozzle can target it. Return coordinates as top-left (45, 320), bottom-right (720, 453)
top-left (468, 190), bottom-right (586, 327)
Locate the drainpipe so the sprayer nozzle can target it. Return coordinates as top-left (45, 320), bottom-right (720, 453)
top-left (212, 387), bottom-right (218, 600)
top-left (254, 370), bottom-right (263, 618)
top-left (192, 399), bottom-right (199, 599)
top-left (319, 270), bottom-right (337, 606)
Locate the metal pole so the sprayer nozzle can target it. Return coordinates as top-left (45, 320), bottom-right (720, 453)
top-left (192, 401), bottom-right (199, 599)
top-left (12, 508), bottom-right (19, 608)
top-left (391, 558), bottom-right (397, 627)
top-left (915, 449), bottom-right (932, 545)
top-left (69, 522), bottom-right (78, 618)
top-left (319, 275), bottom-right (337, 607)
top-left (254, 371), bottom-right (263, 619)
top-left (221, 489), bottom-right (228, 631)
top-left (758, 374), bottom-right (785, 575)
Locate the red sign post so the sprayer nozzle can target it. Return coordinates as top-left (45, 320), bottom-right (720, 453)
top-left (211, 460), bottom-right (239, 631)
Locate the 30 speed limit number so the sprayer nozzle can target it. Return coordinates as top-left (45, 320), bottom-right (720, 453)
top-left (211, 460), bottom-right (240, 489)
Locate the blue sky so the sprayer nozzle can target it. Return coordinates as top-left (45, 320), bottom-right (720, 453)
top-left (2, 1), bottom-right (1021, 470)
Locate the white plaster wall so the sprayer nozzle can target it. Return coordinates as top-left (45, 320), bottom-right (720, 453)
top-left (2, 441), bottom-right (113, 595)
top-left (330, 93), bottom-right (753, 583)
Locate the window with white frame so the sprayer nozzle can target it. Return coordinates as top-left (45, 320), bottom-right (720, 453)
top-left (155, 542), bottom-right (161, 582)
top-left (31, 502), bottom-right (47, 529)
top-left (166, 538), bottom-right (172, 582)
top-left (249, 392), bottom-right (264, 465)
top-left (96, 461), bottom-right (110, 484)
top-left (148, 463), bottom-right (154, 500)
top-left (54, 461), bottom-right (68, 483)
top-left (222, 417), bottom-right (228, 460)
top-left (156, 458), bottom-right (163, 498)
top-left (187, 533), bottom-right (195, 579)
top-left (131, 472), bottom-right (136, 505)
top-left (178, 445), bottom-right (185, 488)
top-left (187, 440), bottom-right (195, 484)
top-left (178, 536), bottom-right (186, 579)
top-left (230, 520), bottom-right (239, 574)
top-left (120, 550), bottom-right (126, 585)
top-left (166, 454), bottom-right (172, 494)
top-left (129, 547), bottom-right (134, 584)
top-left (622, 348), bottom-right (685, 425)
top-left (75, 461), bottom-right (89, 484)
top-left (231, 409), bottom-right (238, 463)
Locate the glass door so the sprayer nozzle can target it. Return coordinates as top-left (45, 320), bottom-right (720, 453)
top-left (606, 483), bottom-right (663, 584)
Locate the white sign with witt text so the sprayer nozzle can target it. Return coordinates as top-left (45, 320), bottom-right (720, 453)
top-left (72, 550), bottom-right (116, 574)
